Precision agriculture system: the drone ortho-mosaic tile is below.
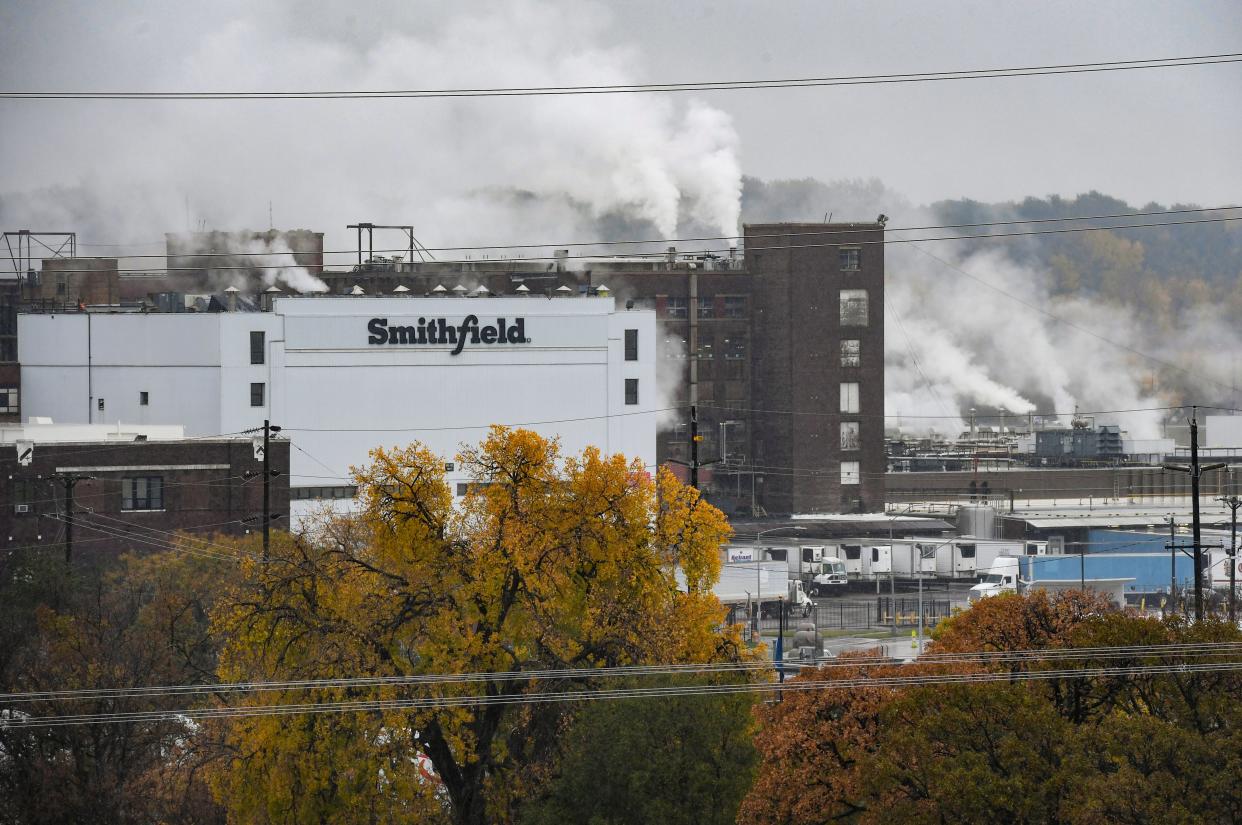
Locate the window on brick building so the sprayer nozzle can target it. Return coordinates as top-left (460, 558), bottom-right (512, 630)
top-left (841, 339), bottom-right (861, 367)
top-left (0, 387), bottom-right (18, 415)
top-left (840, 421), bottom-right (860, 450)
top-left (840, 461), bottom-right (860, 485)
top-left (12, 480), bottom-right (36, 514)
top-left (696, 296), bottom-right (715, 319)
top-left (840, 290), bottom-right (868, 326)
top-left (839, 247), bottom-right (861, 271)
top-left (122, 476), bottom-right (163, 511)
top-left (723, 295), bottom-right (747, 318)
top-left (666, 296), bottom-right (688, 318)
top-left (840, 382), bottom-right (860, 414)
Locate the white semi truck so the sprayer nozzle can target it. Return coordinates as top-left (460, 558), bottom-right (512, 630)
top-left (725, 544), bottom-right (849, 596)
top-left (713, 561), bottom-right (815, 619)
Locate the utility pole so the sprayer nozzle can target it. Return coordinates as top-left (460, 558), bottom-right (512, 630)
top-left (1168, 516), bottom-right (1177, 613)
top-left (1162, 407), bottom-right (1226, 621)
top-left (1080, 541), bottom-right (1086, 591)
top-left (51, 473), bottom-right (94, 565)
top-left (1219, 495), bottom-right (1240, 625)
top-left (262, 420), bottom-right (282, 561)
top-left (690, 405), bottom-right (700, 490)
top-left (247, 421), bottom-right (282, 561)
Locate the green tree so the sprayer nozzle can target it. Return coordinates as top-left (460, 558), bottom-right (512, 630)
top-left (520, 677), bottom-right (757, 825)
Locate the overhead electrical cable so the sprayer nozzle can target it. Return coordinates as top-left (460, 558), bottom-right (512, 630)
top-left (35, 214), bottom-right (1242, 275)
top-left (4, 52), bottom-right (1240, 100)
top-left (4, 641), bottom-right (1237, 705)
top-left (74, 204), bottom-right (1242, 257)
top-left (7, 660), bottom-right (1242, 728)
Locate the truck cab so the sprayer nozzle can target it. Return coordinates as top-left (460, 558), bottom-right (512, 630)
top-left (968, 556), bottom-right (1021, 602)
top-left (809, 557), bottom-right (848, 596)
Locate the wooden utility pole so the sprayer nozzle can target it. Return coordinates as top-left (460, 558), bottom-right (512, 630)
top-left (50, 473), bottom-right (93, 564)
top-left (1162, 407), bottom-right (1226, 621)
top-left (262, 420), bottom-right (282, 561)
top-left (1219, 495), bottom-right (1240, 625)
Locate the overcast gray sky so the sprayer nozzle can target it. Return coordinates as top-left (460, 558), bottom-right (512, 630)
top-left (0, 0), bottom-right (1238, 248)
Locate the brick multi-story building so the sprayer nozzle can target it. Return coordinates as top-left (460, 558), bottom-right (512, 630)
top-left (0, 280), bottom-right (18, 423)
top-left (318, 221), bottom-right (886, 515)
top-left (3, 425), bottom-right (289, 562)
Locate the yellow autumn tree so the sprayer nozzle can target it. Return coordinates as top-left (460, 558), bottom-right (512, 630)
top-left (207, 427), bottom-right (739, 825)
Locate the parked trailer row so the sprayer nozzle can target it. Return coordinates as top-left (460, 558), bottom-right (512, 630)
top-left (726, 538), bottom-right (1057, 584)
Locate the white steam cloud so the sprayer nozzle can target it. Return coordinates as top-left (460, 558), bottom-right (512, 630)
top-left (1, 2), bottom-right (1235, 443)
top-left (0, 0), bottom-right (741, 254)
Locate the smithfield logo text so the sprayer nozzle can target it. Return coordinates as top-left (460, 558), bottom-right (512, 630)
top-left (367, 315), bottom-right (527, 355)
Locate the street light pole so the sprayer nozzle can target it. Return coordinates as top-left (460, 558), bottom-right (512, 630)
top-left (754, 525), bottom-right (806, 641)
top-left (1219, 495), bottom-right (1240, 625)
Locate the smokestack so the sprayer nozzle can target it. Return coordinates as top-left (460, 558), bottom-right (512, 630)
top-left (554, 249), bottom-right (569, 273)
top-left (666, 246), bottom-right (677, 268)
top-left (224, 285), bottom-right (239, 312)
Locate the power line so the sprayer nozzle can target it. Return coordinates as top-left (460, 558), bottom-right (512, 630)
top-left (29, 214), bottom-right (1242, 275)
top-left (40, 513), bottom-right (251, 563)
top-left (73, 204), bottom-right (1242, 257)
top-left (5, 641), bottom-right (1236, 705)
top-left (7, 660), bottom-right (1241, 728)
top-left (4, 52), bottom-right (1239, 100)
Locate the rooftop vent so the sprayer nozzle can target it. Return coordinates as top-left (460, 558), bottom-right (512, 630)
top-left (431, 284), bottom-right (447, 295)
top-left (452, 284), bottom-right (468, 295)
top-left (595, 283), bottom-right (611, 296)
top-left (350, 284), bottom-right (365, 295)
top-left (555, 284), bottom-right (572, 296)
top-left (224, 285), bottom-right (240, 312)
top-left (393, 284), bottom-right (410, 293)
top-left (261, 285), bottom-right (282, 312)
top-left (515, 283), bottom-right (530, 295)
top-left (474, 285), bottom-right (490, 296)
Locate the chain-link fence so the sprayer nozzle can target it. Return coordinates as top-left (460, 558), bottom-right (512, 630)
top-left (739, 596), bottom-right (956, 633)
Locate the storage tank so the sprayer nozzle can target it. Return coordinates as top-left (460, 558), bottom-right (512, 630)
top-left (957, 504), bottom-right (997, 539)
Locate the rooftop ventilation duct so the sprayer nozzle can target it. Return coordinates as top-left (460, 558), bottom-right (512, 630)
top-left (595, 284), bottom-right (610, 296)
top-left (555, 284), bottom-right (573, 297)
top-left (515, 283), bottom-right (530, 295)
top-left (350, 285), bottom-right (365, 295)
top-left (431, 284), bottom-right (448, 295)
top-left (224, 285), bottom-right (239, 312)
top-left (261, 285), bottom-right (282, 311)
top-left (393, 284), bottom-right (410, 293)
top-left (452, 284), bottom-right (468, 295)
top-left (474, 285), bottom-right (490, 296)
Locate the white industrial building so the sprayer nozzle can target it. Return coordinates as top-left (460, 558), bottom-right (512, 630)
top-left (19, 294), bottom-right (658, 524)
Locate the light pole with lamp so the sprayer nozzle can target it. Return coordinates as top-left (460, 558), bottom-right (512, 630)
top-left (754, 525), bottom-right (807, 639)
top-left (912, 536), bottom-right (957, 655)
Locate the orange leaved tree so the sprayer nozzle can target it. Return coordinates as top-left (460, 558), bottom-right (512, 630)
top-left (208, 427), bottom-right (740, 825)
